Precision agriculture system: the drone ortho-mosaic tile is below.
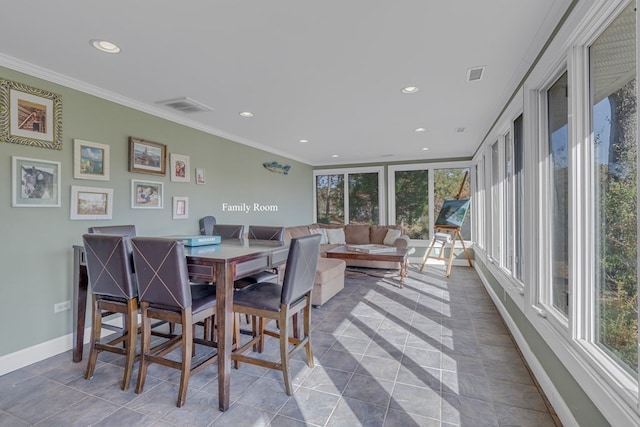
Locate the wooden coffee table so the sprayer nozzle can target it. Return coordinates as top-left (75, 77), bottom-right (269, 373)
top-left (326, 245), bottom-right (410, 287)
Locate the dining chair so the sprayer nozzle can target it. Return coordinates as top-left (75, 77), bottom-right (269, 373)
top-left (88, 224), bottom-right (137, 238)
top-left (235, 225), bottom-right (285, 289)
top-left (232, 234), bottom-right (321, 395)
top-left (82, 233), bottom-right (138, 390)
top-left (212, 224), bottom-right (245, 239)
top-left (131, 237), bottom-right (219, 407)
top-left (198, 216), bottom-right (216, 236)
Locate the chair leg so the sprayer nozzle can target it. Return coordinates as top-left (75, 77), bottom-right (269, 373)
top-left (84, 296), bottom-right (102, 380)
top-left (280, 311), bottom-right (293, 395)
top-left (177, 310), bottom-right (193, 408)
top-left (303, 303), bottom-right (314, 368)
top-left (135, 303), bottom-right (152, 394)
top-left (121, 299), bottom-right (138, 390)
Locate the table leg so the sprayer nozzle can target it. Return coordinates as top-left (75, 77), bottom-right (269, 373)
top-left (72, 247), bottom-right (88, 363)
top-left (216, 261), bottom-right (233, 411)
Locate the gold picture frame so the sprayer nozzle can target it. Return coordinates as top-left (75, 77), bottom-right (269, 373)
top-left (128, 137), bottom-right (167, 175)
top-left (0, 79), bottom-right (63, 150)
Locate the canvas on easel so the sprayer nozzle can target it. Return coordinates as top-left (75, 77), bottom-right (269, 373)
top-left (420, 172), bottom-right (473, 276)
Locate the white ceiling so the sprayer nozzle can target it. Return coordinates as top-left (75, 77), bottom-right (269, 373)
top-left (0, 1), bottom-right (571, 166)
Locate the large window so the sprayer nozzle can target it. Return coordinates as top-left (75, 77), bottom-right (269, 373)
top-left (548, 71), bottom-right (570, 316)
top-left (591, 2), bottom-right (637, 373)
top-left (314, 167), bottom-right (384, 225)
top-left (393, 170), bottom-right (429, 239)
top-left (388, 163), bottom-right (471, 241)
top-left (491, 141), bottom-right (501, 260)
top-left (513, 115), bottom-right (524, 281)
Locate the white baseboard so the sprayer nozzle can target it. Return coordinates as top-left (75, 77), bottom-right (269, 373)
top-left (0, 317), bottom-right (126, 377)
top-left (474, 266), bottom-right (578, 427)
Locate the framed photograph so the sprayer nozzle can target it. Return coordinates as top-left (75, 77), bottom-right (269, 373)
top-left (74, 139), bottom-right (110, 180)
top-left (70, 186), bottom-right (113, 220)
top-left (129, 137), bottom-right (166, 175)
top-left (0, 79), bottom-right (63, 150)
top-left (170, 153), bottom-right (190, 182)
top-left (12, 156), bottom-right (61, 207)
top-left (195, 168), bottom-right (206, 185)
top-left (131, 179), bottom-right (164, 209)
top-left (173, 196), bottom-right (189, 219)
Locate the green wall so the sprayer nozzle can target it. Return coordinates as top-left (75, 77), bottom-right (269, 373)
top-left (0, 66), bottom-right (313, 357)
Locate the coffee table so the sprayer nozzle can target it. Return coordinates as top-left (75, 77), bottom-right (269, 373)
top-left (326, 245), bottom-right (410, 287)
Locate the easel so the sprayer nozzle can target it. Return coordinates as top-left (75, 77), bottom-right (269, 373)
top-left (420, 172), bottom-right (473, 277)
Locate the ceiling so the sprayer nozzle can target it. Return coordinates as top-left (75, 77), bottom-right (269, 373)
top-left (0, 1), bottom-right (571, 166)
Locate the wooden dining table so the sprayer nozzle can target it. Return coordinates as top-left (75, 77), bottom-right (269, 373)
top-left (72, 238), bottom-right (289, 411)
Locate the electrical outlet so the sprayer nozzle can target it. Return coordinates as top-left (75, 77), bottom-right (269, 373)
top-left (54, 300), bottom-right (71, 313)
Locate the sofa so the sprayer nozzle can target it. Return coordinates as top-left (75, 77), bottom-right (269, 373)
top-left (282, 223), bottom-right (410, 306)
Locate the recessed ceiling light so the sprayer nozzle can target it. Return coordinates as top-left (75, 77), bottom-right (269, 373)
top-left (422, 147), bottom-right (429, 151)
top-left (239, 111), bottom-right (254, 118)
top-left (414, 127), bottom-right (427, 132)
top-left (456, 127), bottom-right (466, 133)
top-left (90, 39), bottom-right (120, 53)
top-left (401, 86), bottom-right (419, 94)
top-left (331, 154), bottom-right (339, 158)
top-left (299, 139), bottom-right (309, 143)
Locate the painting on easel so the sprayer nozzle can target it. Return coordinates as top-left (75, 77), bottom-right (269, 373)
top-left (435, 199), bottom-right (470, 228)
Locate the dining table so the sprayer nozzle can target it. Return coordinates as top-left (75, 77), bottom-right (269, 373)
top-left (72, 238), bottom-right (289, 411)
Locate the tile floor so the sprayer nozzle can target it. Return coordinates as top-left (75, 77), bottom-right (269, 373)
top-left (0, 264), bottom-right (561, 426)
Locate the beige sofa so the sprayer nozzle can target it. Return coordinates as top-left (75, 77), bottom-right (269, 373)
top-left (282, 223), bottom-right (410, 306)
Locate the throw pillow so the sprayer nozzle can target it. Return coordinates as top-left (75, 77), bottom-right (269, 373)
top-left (383, 229), bottom-right (402, 246)
top-left (315, 228), bottom-right (329, 244)
top-left (325, 227), bottom-right (346, 244)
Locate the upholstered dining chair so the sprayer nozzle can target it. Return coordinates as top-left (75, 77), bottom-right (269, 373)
top-left (88, 224), bottom-right (137, 238)
top-left (212, 224), bottom-right (245, 239)
top-left (232, 234), bottom-right (321, 395)
top-left (82, 233), bottom-right (139, 391)
top-left (198, 216), bottom-right (216, 236)
top-left (131, 237), bottom-right (219, 407)
top-left (235, 225), bottom-right (285, 289)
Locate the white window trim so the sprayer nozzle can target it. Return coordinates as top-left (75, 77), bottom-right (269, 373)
top-left (313, 166), bottom-right (385, 225)
top-left (387, 160), bottom-right (471, 246)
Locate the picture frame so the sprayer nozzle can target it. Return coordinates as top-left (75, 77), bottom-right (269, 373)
top-left (70, 186), bottom-right (113, 220)
top-left (74, 139), bottom-right (110, 180)
top-left (195, 168), bottom-right (206, 185)
top-left (131, 179), bottom-right (164, 209)
top-left (170, 153), bottom-right (190, 182)
top-left (12, 156), bottom-right (61, 207)
top-left (0, 79), bottom-right (63, 150)
top-left (129, 137), bottom-right (166, 175)
top-left (172, 196), bottom-right (189, 219)
top-left (435, 199), bottom-right (471, 228)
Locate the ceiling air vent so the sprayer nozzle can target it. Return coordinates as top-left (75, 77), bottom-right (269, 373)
top-left (156, 97), bottom-right (214, 113)
top-left (467, 66), bottom-right (484, 82)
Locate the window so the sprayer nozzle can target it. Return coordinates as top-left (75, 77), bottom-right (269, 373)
top-left (547, 71), bottom-right (569, 316)
top-left (314, 167), bottom-right (384, 225)
top-left (513, 114), bottom-right (524, 281)
top-left (315, 174), bottom-right (344, 224)
top-left (393, 169), bottom-right (429, 239)
top-left (590, 2), bottom-right (637, 373)
top-left (504, 131), bottom-right (513, 269)
top-left (388, 163), bottom-right (471, 242)
top-left (491, 141), bottom-right (501, 260)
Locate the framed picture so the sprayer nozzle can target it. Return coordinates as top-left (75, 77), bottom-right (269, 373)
top-left (74, 139), bottom-right (110, 180)
top-left (12, 156), bottom-right (61, 207)
top-left (195, 168), bottom-right (206, 185)
top-left (0, 79), bottom-right (63, 150)
top-left (129, 137), bottom-right (166, 175)
top-left (70, 186), bottom-right (113, 220)
top-left (170, 153), bottom-right (190, 182)
top-left (173, 196), bottom-right (189, 219)
top-left (131, 179), bottom-right (163, 209)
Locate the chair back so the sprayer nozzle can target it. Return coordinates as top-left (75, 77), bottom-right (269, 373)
top-left (213, 224), bottom-right (245, 239)
top-left (82, 234), bottom-right (137, 299)
top-left (248, 225), bottom-right (285, 242)
top-left (281, 234), bottom-right (321, 305)
top-left (88, 225), bottom-right (137, 238)
top-left (131, 237), bottom-right (192, 309)
top-left (199, 216), bottom-right (216, 236)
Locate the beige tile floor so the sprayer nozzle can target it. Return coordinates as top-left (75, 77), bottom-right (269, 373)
top-left (0, 264), bottom-right (561, 426)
